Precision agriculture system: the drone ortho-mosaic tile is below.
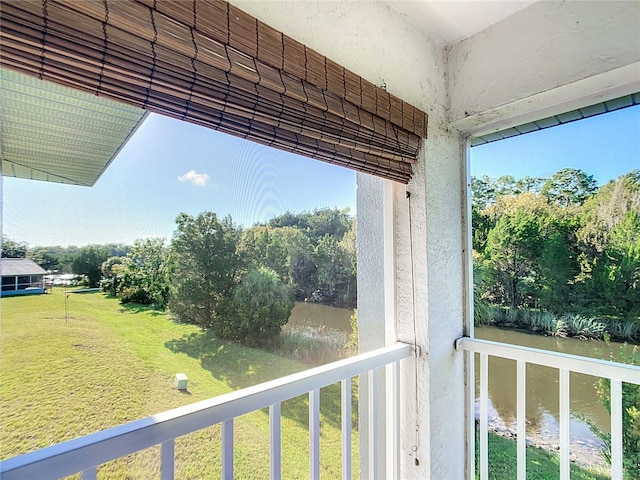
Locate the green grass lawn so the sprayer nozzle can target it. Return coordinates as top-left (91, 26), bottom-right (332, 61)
top-left (1, 290), bottom-right (358, 479)
top-left (478, 432), bottom-right (610, 480)
top-left (2, 290), bottom-right (614, 479)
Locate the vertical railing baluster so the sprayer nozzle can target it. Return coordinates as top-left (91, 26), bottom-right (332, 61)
top-left (389, 361), bottom-right (400, 480)
top-left (341, 378), bottom-right (352, 480)
top-left (81, 467), bottom-right (97, 480)
top-left (559, 369), bottom-right (570, 480)
top-left (270, 402), bottom-right (282, 480)
top-left (467, 351), bottom-right (476, 480)
top-left (517, 360), bottom-right (526, 480)
top-left (222, 419), bottom-right (234, 480)
top-left (369, 368), bottom-right (380, 480)
top-left (161, 439), bottom-right (175, 480)
top-left (611, 379), bottom-right (623, 480)
top-left (479, 353), bottom-right (489, 480)
top-left (310, 389), bottom-right (320, 480)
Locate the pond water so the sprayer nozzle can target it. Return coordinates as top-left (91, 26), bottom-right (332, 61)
top-left (286, 304), bottom-right (635, 466)
top-left (474, 326), bottom-right (635, 466)
top-left (283, 302), bottom-right (353, 350)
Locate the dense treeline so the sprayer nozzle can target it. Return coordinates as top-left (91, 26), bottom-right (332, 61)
top-left (473, 168), bottom-right (640, 341)
top-left (1, 239), bottom-right (128, 285)
top-left (2, 208), bottom-right (355, 345)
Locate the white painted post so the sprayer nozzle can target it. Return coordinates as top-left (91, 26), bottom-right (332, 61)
top-left (517, 360), bottom-right (526, 480)
top-left (467, 351), bottom-right (476, 480)
top-left (341, 378), bottom-right (352, 480)
top-left (369, 368), bottom-right (380, 479)
top-left (479, 353), bottom-right (488, 480)
top-left (386, 361), bottom-right (400, 480)
top-left (222, 419), bottom-right (233, 480)
top-left (161, 439), bottom-right (174, 480)
top-left (310, 389), bottom-right (320, 480)
top-left (270, 402), bottom-right (281, 480)
top-left (611, 380), bottom-right (623, 480)
top-left (559, 369), bottom-right (570, 480)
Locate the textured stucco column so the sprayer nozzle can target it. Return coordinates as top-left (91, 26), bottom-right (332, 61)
top-left (357, 126), bottom-right (467, 479)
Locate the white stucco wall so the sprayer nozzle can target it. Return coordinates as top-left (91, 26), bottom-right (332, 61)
top-left (448, 0), bottom-right (640, 135)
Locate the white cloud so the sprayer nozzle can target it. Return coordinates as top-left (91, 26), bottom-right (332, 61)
top-left (178, 170), bottom-right (210, 187)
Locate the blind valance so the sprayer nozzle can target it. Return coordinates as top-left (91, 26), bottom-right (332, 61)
top-left (0, 0), bottom-right (428, 183)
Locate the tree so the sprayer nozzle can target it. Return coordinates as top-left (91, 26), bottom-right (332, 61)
top-left (101, 256), bottom-right (124, 296)
top-left (578, 171), bottom-right (640, 255)
top-left (27, 248), bottom-right (59, 271)
top-left (587, 211), bottom-right (640, 316)
top-left (239, 225), bottom-right (318, 300)
top-left (220, 267), bottom-right (295, 346)
top-left (305, 207), bottom-right (352, 243)
top-left (1, 236), bottom-right (27, 258)
top-left (516, 176), bottom-right (545, 194)
top-left (115, 238), bottom-right (170, 307)
top-left (541, 168), bottom-right (597, 207)
top-left (493, 174), bottom-right (519, 198)
top-left (267, 208), bottom-right (353, 243)
top-left (471, 176), bottom-right (496, 210)
top-left (538, 229), bottom-right (575, 311)
top-left (71, 245), bottom-right (111, 287)
top-left (238, 226), bottom-right (290, 281)
top-left (484, 208), bottom-right (543, 308)
top-left (472, 206), bottom-right (494, 254)
top-left (169, 212), bottom-right (241, 328)
top-left (314, 234), bottom-right (353, 304)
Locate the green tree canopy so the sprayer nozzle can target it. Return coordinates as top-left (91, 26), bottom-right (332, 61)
top-left (115, 238), bottom-right (170, 307)
top-left (221, 266), bottom-right (295, 346)
top-left (484, 208), bottom-right (543, 308)
top-left (71, 245), bottom-right (111, 287)
top-left (169, 212), bottom-right (241, 328)
top-left (541, 168), bottom-right (597, 207)
top-left (27, 248), bottom-right (59, 271)
top-left (1, 236), bottom-right (27, 258)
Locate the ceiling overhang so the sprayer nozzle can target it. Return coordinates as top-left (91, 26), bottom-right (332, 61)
top-left (1, 69), bottom-right (147, 187)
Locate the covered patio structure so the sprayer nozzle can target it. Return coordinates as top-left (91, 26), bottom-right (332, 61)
top-left (0, 1), bottom-right (638, 479)
top-left (1, 258), bottom-right (47, 296)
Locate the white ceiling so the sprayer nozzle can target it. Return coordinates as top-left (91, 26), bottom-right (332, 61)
top-left (384, 0), bottom-right (538, 44)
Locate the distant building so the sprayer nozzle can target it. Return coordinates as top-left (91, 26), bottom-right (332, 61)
top-left (1, 258), bottom-right (47, 296)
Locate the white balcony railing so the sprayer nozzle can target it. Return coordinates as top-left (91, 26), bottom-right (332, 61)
top-left (0, 343), bottom-right (413, 480)
top-left (457, 337), bottom-right (640, 480)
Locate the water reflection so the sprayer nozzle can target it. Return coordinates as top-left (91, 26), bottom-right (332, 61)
top-left (282, 302), bottom-right (352, 364)
top-left (284, 306), bottom-right (632, 462)
top-left (475, 326), bottom-right (634, 462)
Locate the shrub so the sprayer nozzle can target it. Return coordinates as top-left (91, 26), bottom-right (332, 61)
top-left (562, 314), bottom-right (607, 340)
top-left (344, 309), bottom-right (358, 357)
top-left (608, 319), bottom-right (640, 342)
top-left (218, 267), bottom-right (295, 346)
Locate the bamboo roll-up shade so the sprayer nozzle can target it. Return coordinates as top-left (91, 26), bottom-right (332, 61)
top-left (0, 0), bottom-right (428, 183)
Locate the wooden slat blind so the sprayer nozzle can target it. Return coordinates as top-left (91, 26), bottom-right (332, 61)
top-left (0, 0), bottom-right (428, 183)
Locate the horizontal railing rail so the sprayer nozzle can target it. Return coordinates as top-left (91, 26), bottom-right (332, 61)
top-left (457, 337), bottom-right (640, 480)
top-left (0, 342), bottom-right (413, 480)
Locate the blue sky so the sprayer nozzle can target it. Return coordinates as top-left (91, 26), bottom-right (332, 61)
top-left (2, 114), bottom-right (357, 247)
top-left (3, 105), bottom-right (638, 247)
top-left (471, 105), bottom-right (639, 184)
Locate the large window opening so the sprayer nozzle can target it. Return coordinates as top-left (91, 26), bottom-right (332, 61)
top-left (1, 91), bottom-right (364, 478)
top-left (0, 2), bottom-right (429, 475)
top-left (469, 103), bottom-right (640, 474)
